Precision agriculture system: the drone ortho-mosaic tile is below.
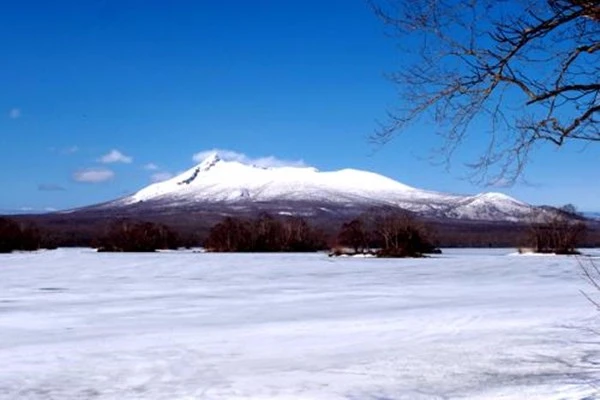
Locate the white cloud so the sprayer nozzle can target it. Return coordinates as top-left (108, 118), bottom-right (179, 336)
top-left (98, 149), bottom-right (133, 164)
top-left (150, 172), bottom-right (173, 183)
top-left (144, 162), bottom-right (159, 170)
top-left (489, 177), bottom-right (512, 188)
top-left (49, 145), bottom-right (79, 155)
top-left (12, 206), bottom-right (57, 214)
top-left (73, 168), bottom-right (115, 183)
top-left (192, 149), bottom-right (306, 168)
top-left (8, 108), bottom-right (21, 119)
top-left (62, 145), bottom-right (79, 154)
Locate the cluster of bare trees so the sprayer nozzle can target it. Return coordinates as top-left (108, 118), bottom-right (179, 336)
top-left (0, 218), bottom-right (41, 253)
top-left (335, 208), bottom-right (439, 257)
top-left (204, 213), bottom-right (327, 252)
top-left (526, 205), bottom-right (587, 254)
top-left (97, 219), bottom-right (180, 252)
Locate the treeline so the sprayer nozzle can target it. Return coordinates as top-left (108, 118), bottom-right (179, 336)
top-left (0, 217), bottom-right (183, 254)
top-left (0, 211), bottom-right (438, 256)
top-left (0, 214), bottom-right (329, 253)
top-left (96, 220), bottom-right (180, 252)
top-left (204, 209), bottom-right (440, 257)
top-left (0, 218), bottom-right (42, 253)
top-left (205, 214), bottom-right (327, 252)
top-left (0, 206), bottom-right (596, 254)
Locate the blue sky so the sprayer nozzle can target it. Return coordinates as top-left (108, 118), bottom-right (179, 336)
top-left (1, 0), bottom-right (598, 212)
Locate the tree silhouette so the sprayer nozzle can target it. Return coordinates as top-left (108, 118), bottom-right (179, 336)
top-left (204, 214), bottom-right (326, 252)
top-left (0, 218), bottom-right (41, 253)
top-left (98, 220), bottom-right (180, 252)
top-left (337, 218), bottom-right (370, 253)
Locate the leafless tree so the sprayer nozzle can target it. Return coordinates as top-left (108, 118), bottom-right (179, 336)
top-left (370, 0), bottom-right (599, 183)
top-left (371, 208), bottom-right (438, 257)
top-left (526, 204), bottom-right (587, 253)
top-left (337, 218), bottom-right (371, 253)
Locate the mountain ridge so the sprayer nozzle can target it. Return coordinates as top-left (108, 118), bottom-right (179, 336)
top-left (81, 152), bottom-right (535, 222)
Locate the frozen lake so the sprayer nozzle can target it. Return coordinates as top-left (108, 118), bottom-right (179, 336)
top-left (1, 248), bottom-right (600, 399)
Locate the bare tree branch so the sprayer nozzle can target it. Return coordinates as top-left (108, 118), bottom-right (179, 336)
top-left (370, 0), bottom-right (600, 183)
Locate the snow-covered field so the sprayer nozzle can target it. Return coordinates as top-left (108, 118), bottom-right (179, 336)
top-left (1, 249), bottom-right (600, 399)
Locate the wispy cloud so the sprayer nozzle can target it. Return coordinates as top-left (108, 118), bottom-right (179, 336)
top-left (62, 145), bottom-right (79, 155)
top-left (8, 108), bottom-right (21, 119)
top-left (49, 145), bottom-right (79, 155)
top-left (488, 178), bottom-right (513, 188)
top-left (144, 162), bottom-right (159, 171)
top-left (98, 149), bottom-right (133, 164)
top-left (192, 149), bottom-right (306, 168)
top-left (2, 206), bottom-right (58, 214)
top-left (73, 168), bottom-right (115, 183)
top-left (38, 183), bottom-right (67, 192)
top-left (150, 172), bottom-right (173, 183)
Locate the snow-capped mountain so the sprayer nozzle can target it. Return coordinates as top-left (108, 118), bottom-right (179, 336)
top-left (94, 152), bottom-right (535, 222)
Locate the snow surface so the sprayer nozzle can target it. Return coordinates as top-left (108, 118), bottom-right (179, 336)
top-left (1, 248), bottom-right (600, 399)
top-left (115, 152), bottom-right (532, 221)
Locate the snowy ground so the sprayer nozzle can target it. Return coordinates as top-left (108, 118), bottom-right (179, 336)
top-left (1, 249), bottom-right (600, 399)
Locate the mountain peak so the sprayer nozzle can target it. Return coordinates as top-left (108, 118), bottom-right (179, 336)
top-left (474, 192), bottom-right (523, 204)
top-left (197, 152), bottom-right (222, 170)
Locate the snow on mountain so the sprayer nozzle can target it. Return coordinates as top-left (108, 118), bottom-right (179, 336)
top-left (445, 192), bottom-right (532, 222)
top-left (583, 212), bottom-right (600, 221)
top-left (110, 152), bottom-right (534, 221)
top-left (126, 153), bottom-right (419, 204)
